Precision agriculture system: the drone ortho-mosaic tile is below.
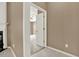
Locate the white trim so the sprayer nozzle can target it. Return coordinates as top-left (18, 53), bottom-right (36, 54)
top-left (31, 3), bottom-right (46, 13)
top-left (47, 46), bottom-right (77, 57)
top-left (8, 47), bottom-right (16, 57)
top-left (44, 7), bottom-right (47, 47)
top-left (23, 2), bottom-right (31, 57)
top-left (4, 2), bottom-right (7, 49)
top-left (23, 2), bottom-right (25, 57)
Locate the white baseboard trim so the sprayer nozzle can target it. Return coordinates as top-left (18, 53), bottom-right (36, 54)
top-left (8, 47), bottom-right (16, 57)
top-left (47, 46), bottom-right (77, 57)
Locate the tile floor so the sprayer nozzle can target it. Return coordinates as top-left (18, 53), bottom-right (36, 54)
top-left (31, 42), bottom-right (44, 54)
top-left (0, 47), bottom-right (71, 57)
top-left (0, 48), bottom-right (14, 57)
top-left (30, 35), bottom-right (44, 54)
top-left (32, 47), bottom-right (70, 57)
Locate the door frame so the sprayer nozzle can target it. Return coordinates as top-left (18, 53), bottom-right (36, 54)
top-left (23, 2), bottom-right (47, 57)
top-left (3, 2), bottom-right (7, 49)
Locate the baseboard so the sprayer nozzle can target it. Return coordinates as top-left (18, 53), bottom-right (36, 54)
top-left (8, 47), bottom-right (16, 57)
top-left (47, 46), bottom-right (77, 57)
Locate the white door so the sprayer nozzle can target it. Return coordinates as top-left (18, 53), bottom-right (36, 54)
top-left (36, 13), bottom-right (44, 47)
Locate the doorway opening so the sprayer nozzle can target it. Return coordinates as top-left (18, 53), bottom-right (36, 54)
top-left (23, 3), bottom-right (47, 56)
top-left (30, 6), bottom-right (43, 54)
top-left (30, 3), bottom-right (47, 55)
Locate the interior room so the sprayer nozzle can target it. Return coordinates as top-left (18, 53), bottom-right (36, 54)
top-left (0, 2), bottom-right (79, 57)
top-left (30, 6), bottom-right (44, 54)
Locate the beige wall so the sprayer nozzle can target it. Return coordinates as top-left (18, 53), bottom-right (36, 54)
top-left (7, 2), bottom-right (23, 57)
top-left (33, 2), bottom-right (47, 10)
top-left (34, 2), bottom-right (79, 56)
top-left (7, 2), bottom-right (79, 57)
top-left (7, 2), bottom-right (47, 57)
top-left (47, 2), bottom-right (79, 56)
